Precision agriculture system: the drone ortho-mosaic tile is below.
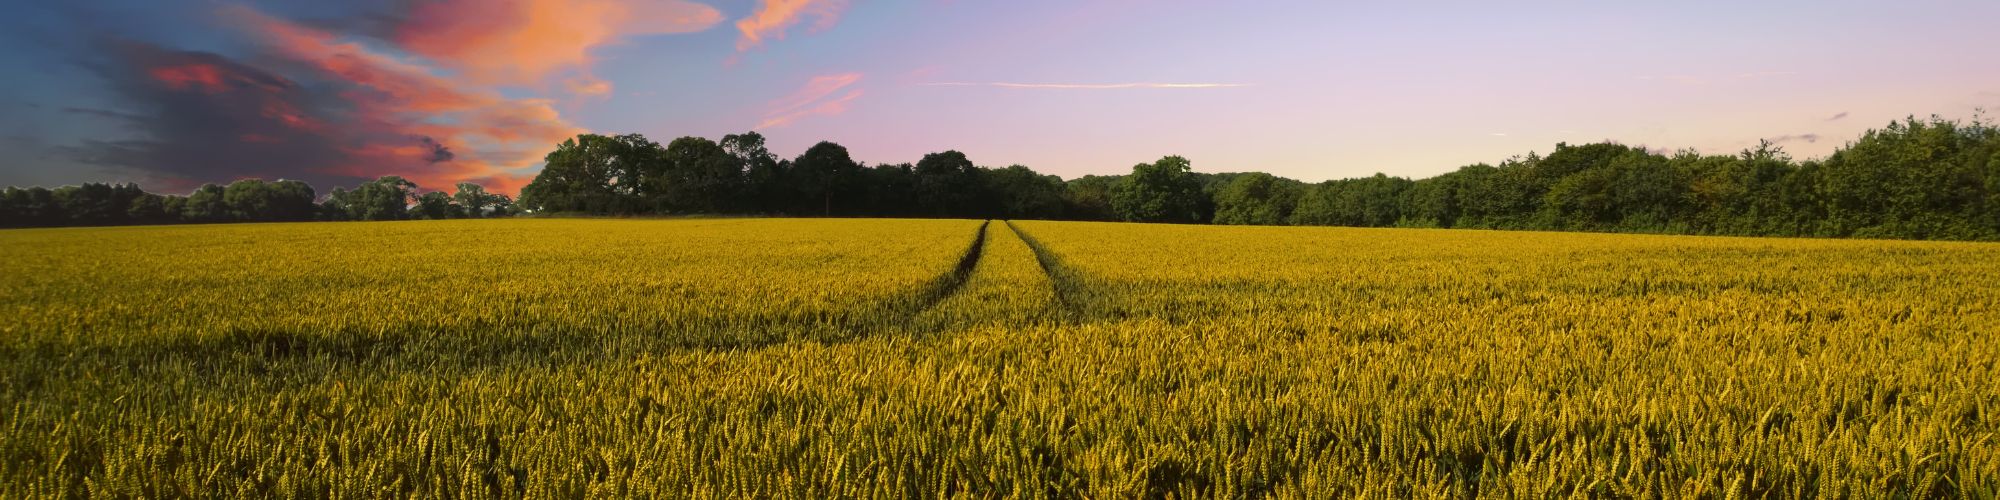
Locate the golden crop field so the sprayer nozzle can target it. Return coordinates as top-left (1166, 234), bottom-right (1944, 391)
top-left (2, 218), bottom-right (1997, 498)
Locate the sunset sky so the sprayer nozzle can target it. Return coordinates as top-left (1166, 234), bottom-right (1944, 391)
top-left (2, 0), bottom-right (1997, 194)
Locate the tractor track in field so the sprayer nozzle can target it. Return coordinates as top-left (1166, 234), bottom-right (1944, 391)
top-left (906, 220), bottom-right (991, 318)
top-left (1003, 220), bottom-right (1092, 321)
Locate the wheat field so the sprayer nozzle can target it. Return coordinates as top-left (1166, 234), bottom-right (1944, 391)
top-left (2, 218), bottom-right (1996, 498)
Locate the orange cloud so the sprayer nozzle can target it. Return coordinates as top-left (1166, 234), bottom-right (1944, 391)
top-left (225, 5), bottom-right (586, 193)
top-left (736, 0), bottom-right (849, 51)
top-left (758, 73), bottom-right (863, 129)
top-left (565, 75), bottom-right (615, 97)
top-left (395, 0), bottom-right (722, 90)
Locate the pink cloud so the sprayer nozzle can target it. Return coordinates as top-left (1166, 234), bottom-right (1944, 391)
top-left (736, 0), bottom-right (850, 51)
top-left (147, 64), bottom-right (228, 93)
top-left (758, 73), bottom-right (864, 129)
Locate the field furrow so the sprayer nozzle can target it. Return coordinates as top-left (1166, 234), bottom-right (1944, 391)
top-left (913, 221), bottom-right (1060, 332)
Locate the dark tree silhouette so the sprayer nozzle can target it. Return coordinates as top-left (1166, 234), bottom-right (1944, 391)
top-left (7, 114), bottom-right (2000, 241)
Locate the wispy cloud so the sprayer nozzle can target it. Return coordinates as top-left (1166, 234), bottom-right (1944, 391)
top-left (920, 82), bottom-right (1252, 89)
top-left (769, 73), bottom-right (860, 112)
top-left (565, 75), bottom-right (614, 97)
top-left (1826, 111), bottom-right (1849, 122)
top-left (737, 0), bottom-right (849, 51)
top-left (1488, 132), bottom-right (1509, 137)
top-left (757, 73), bottom-right (863, 129)
top-left (1765, 133), bottom-right (1822, 145)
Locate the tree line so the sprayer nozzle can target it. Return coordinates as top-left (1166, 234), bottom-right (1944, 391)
top-left (0, 177), bottom-right (516, 226)
top-left (4, 114), bottom-right (1997, 240)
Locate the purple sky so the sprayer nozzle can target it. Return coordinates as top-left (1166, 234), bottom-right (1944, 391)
top-left (3, 0), bottom-right (1997, 193)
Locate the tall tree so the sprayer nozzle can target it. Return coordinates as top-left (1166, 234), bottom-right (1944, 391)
top-left (451, 182), bottom-right (497, 217)
top-left (411, 191), bottom-right (458, 219)
top-left (608, 134), bottom-right (666, 213)
top-left (792, 141), bottom-right (863, 215)
top-left (337, 176), bottom-right (417, 221)
top-left (519, 134), bottom-right (628, 213)
top-left (723, 131), bottom-right (787, 214)
top-left (1112, 156), bottom-right (1206, 223)
top-left (914, 151), bottom-right (981, 218)
top-left (659, 136), bottom-right (745, 213)
top-left (183, 184), bottom-right (230, 222)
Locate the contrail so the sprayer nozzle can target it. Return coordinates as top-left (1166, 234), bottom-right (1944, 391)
top-left (920, 82), bottom-right (1251, 89)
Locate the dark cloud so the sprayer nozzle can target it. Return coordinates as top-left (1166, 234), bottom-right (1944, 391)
top-left (62, 40), bottom-right (369, 192)
top-left (297, 1), bottom-right (419, 37)
top-left (417, 136), bottom-right (454, 163)
top-left (62, 107), bottom-right (146, 123)
top-left (1765, 133), bottom-right (1821, 145)
top-left (57, 33), bottom-right (551, 193)
top-left (1826, 112), bottom-right (1848, 122)
top-left (0, 134), bottom-right (136, 189)
top-left (18, 1), bottom-right (582, 194)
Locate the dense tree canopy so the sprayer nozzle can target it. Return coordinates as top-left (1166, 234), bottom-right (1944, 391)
top-left (1212, 173), bottom-right (1302, 226)
top-left (7, 115), bottom-right (2000, 241)
top-left (0, 175), bottom-right (511, 227)
top-left (1111, 156), bottom-right (1207, 223)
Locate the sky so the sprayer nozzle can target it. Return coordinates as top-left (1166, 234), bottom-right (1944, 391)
top-left (2, 0), bottom-right (1997, 194)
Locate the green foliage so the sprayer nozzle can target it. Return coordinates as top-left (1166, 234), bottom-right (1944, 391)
top-left (792, 141), bottom-right (864, 216)
top-left (1062, 175), bottom-right (1119, 221)
top-left (518, 134), bottom-right (630, 214)
top-left (658, 136), bottom-right (746, 213)
top-left (410, 191), bottom-right (457, 219)
top-left (723, 131), bottom-right (788, 214)
top-left (182, 183), bottom-right (229, 222)
top-left (983, 165), bottom-right (1067, 220)
top-left (449, 182), bottom-right (504, 217)
top-left (1291, 174), bottom-right (1411, 227)
top-left (332, 176), bottom-right (418, 221)
top-left (125, 193), bottom-right (166, 223)
top-left (9, 113), bottom-right (2000, 242)
top-left (220, 179), bottom-right (317, 222)
top-left (1112, 155), bottom-right (1206, 223)
top-left (1212, 172), bottom-right (1301, 225)
top-left (914, 150), bottom-right (980, 217)
top-left (1820, 116), bottom-right (2000, 239)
